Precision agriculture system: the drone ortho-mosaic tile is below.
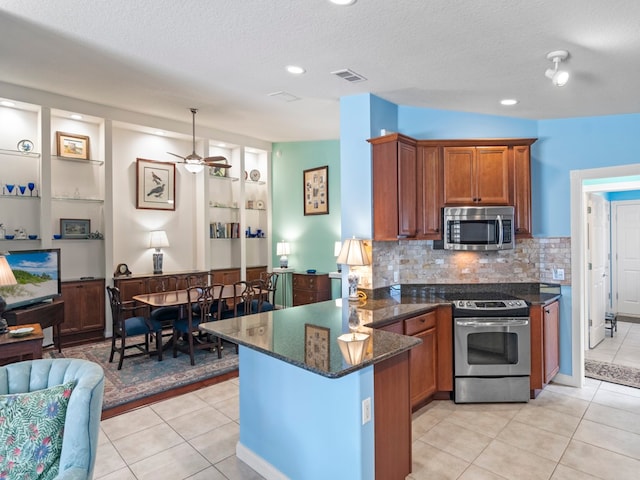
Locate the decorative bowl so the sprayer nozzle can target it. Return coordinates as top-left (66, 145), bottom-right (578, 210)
top-left (28, 234), bottom-right (38, 240)
top-left (53, 234), bottom-right (62, 240)
top-left (4, 235), bottom-right (14, 240)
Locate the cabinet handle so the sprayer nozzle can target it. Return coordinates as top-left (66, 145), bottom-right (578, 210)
top-left (545, 308), bottom-right (550, 314)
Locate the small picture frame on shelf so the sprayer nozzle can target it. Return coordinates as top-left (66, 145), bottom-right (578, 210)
top-left (209, 166), bottom-right (227, 177)
top-left (60, 218), bottom-right (91, 239)
top-left (303, 165), bottom-right (329, 215)
top-left (136, 158), bottom-right (176, 211)
top-left (56, 131), bottom-right (90, 160)
top-left (304, 323), bottom-right (330, 371)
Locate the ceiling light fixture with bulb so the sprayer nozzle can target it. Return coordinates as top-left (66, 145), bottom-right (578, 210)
top-left (545, 50), bottom-right (570, 87)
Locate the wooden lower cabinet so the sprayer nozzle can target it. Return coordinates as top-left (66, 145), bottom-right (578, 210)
top-left (209, 266), bottom-right (267, 284)
top-left (292, 273), bottom-right (330, 306)
top-left (60, 279), bottom-right (105, 347)
top-left (406, 311), bottom-right (438, 406)
top-left (374, 351), bottom-right (412, 480)
top-left (530, 300), bottom-right (560, 397)
top-left (376, 305), bottom-right (453, 409)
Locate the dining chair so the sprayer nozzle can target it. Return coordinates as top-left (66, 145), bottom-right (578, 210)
top-left (147, 275), bottom-right (180, 349)
top-left (260, 271), bottom-right (279, 307)
top-left (106, 286), bottom-right (164, 369)
top-left (250, 279), bottom-right (275, 313)
top-left (172, 285), bottom-right (224, 365)
top-left (186, 273), bottom-right (209, 288)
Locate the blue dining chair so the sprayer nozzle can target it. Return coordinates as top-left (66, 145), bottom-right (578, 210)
top-left (106, 286), bottom-right (164, 368)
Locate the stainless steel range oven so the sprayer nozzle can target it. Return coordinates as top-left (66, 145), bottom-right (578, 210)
top-left (450, 293), bottom-right (530, 403)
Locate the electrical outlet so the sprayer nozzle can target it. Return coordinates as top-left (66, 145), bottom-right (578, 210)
top-left (552, 268), bottom-right (565, 281)
top-left (362, 397), bottom-right (371, 424)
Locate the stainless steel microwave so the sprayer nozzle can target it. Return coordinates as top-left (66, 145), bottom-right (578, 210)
top-left (443, 206), bottom-right (515, 251)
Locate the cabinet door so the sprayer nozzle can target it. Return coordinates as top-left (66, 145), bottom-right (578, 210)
top-left (370, 135), bottom-right (417, 240)
top-left (210, 268), bottom-right (240, 284)
top-left (246, 266), bottom-right (267, 281)
top-left (475, 147), bottom-right (510, 205)
top-left (378, 321), bottom-right (403, 334)
top-left (443, 147), bottom-right (475, 204)
top-left (60, 280), bottom-right (105, 346)
top-left (417, 146), bottom-right (443, 239)
top-left (397, 141), bottom-right (417, 237)
top-left (114, 278), bottom-right (147, 302)
top-left (512, 145), bottom-right (532, 237)
top-left (543, 301), bottom-right (560, 383)
top-left (410, 326), bottom-right (437, 407)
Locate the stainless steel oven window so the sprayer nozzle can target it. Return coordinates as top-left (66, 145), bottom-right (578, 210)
top-left (467, 331), bottom-right (519, 365)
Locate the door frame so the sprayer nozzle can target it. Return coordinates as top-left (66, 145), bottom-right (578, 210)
top-left (569, 164), bottom-right (640, 387)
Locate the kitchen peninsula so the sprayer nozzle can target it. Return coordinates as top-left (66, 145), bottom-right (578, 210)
top-left (200, 300), bottom-right (425, 480)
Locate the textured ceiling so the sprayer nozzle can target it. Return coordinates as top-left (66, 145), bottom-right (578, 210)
top-left (1, 0), bottom-right (640, 142)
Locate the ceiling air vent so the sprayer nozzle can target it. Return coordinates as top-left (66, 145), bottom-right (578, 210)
top-left (268, 91), bottom-right (300, 102)
top-left (331, 69), bottom-right (367, 83)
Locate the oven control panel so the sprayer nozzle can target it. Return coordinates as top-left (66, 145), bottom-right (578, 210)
top-left (453, 299), bottom-right (530, 317)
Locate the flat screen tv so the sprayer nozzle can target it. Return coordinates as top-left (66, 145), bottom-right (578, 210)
top-left (0, 249), bottom-right (62, 310)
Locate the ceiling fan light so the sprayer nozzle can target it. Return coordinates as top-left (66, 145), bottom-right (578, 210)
top-left (184, 161), bottom-right (204, 174)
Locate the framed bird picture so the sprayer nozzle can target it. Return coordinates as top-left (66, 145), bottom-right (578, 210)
top-left (136, 158), bottom-right (176, 211)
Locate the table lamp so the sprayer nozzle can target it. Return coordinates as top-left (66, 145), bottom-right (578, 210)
top-left (149, 230), bottom-right (169, 274)
top-left (0, 254), bottom-right (18, 334)
top-left (336, 237), bottom-right (371, 301)
top-left (277, 241), bottom-right (291, 268)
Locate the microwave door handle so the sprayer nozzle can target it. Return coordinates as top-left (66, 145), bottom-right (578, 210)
top-left (497, 214), bottom-right (504, 248)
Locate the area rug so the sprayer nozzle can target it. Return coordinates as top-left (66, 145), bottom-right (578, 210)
top-left (585, 359), bottom-right (640, 389)
top-left (48, 338), bottom-right (238, 410)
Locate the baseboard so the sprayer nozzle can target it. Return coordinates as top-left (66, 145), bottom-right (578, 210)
top-left (617, 314), bottom-right (640, 324)
top-left (236, 441), bottom-right (289, 480)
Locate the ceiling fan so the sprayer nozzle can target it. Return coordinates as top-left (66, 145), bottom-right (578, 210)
top-left (167, 108), bottom-right (231, 173)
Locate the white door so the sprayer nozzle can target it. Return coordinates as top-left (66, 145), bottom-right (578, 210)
top-left (614, 202), bottom-right (640, 316)
top-left (588, 194), bottom-right (609, 348)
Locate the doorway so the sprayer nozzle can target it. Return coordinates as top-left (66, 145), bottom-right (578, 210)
top-left (569, 164), bottom-right (640, 388)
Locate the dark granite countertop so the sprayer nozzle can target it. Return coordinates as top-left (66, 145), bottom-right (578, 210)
top-left (199, 282), bottom-right (561, 379)
top-left (200, 300), bottom-right (421, 379)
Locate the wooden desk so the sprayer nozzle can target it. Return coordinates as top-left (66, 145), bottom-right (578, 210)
top-left (4, 301), bottom-right (64, 352)
top-left (0, 324), bottom-right (44, 366)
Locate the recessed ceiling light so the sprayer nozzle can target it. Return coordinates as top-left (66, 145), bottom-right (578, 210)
top-left (329, 0), bottom-right (357, 5)
top-left (1, 100), bottom-right (15, 107)
top-left (500, 99), bottom-right (519, 106)
top-left (71, 114), bottom-right (83, 120)
top-left (285, 65), bottom-right (306, 75)
top-left (217, 143), bottom-right (226, 147)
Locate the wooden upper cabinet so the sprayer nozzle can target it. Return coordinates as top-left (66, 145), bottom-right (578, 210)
top-left (369, 134), bottom-right (418, 240)
top-left (417, 146), bottom-right (443, 239)
top-left (512, 145), bottom-right (533, 238)
top-left (443, 146), bottom-right (510, 205)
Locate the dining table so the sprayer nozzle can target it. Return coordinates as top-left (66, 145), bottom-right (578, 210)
top-left (132, 284), bottom-right (267, 309)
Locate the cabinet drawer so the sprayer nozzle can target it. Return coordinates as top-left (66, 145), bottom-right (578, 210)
top-left (293, 291), bottom-right (322, 306)
top-left (293, 274), bottom-right (320, 290)
top-left (405, 311), bottom-right (436, 336)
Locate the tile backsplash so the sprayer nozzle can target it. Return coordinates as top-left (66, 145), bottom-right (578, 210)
top-left (370, 237), bottom-right (571, 288)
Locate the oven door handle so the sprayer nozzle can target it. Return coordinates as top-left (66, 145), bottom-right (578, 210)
top-left (456, 319), bottom-right (529, 327)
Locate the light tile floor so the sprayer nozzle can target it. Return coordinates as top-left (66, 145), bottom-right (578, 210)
top-left (585, 320), bottom-right (640, 369)
top-left (95, 372), bottom-right (640, 480)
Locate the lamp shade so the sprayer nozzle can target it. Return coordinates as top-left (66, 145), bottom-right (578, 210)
top-left (0, 256), bottom-right (17, 287)
top-left (337, 332), bottom-right (370, 365)
top-left (276, 241), bottom-right (291, 256)
top-left (149, 230), bottom-right (169, 249)
top-left (336, 238), bottom-right (370, 266)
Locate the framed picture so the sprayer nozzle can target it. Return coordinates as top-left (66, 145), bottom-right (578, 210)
top-left (60, 218), bottom-right (91, 239)
top-left (56, 131), bottom-right (90, 160)
top-left (304, 323), bottom-right (330, 371)
top-left (303, 165), bottom-right (329, 215)
top-left (136, 158), bottom-right (176, 211)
